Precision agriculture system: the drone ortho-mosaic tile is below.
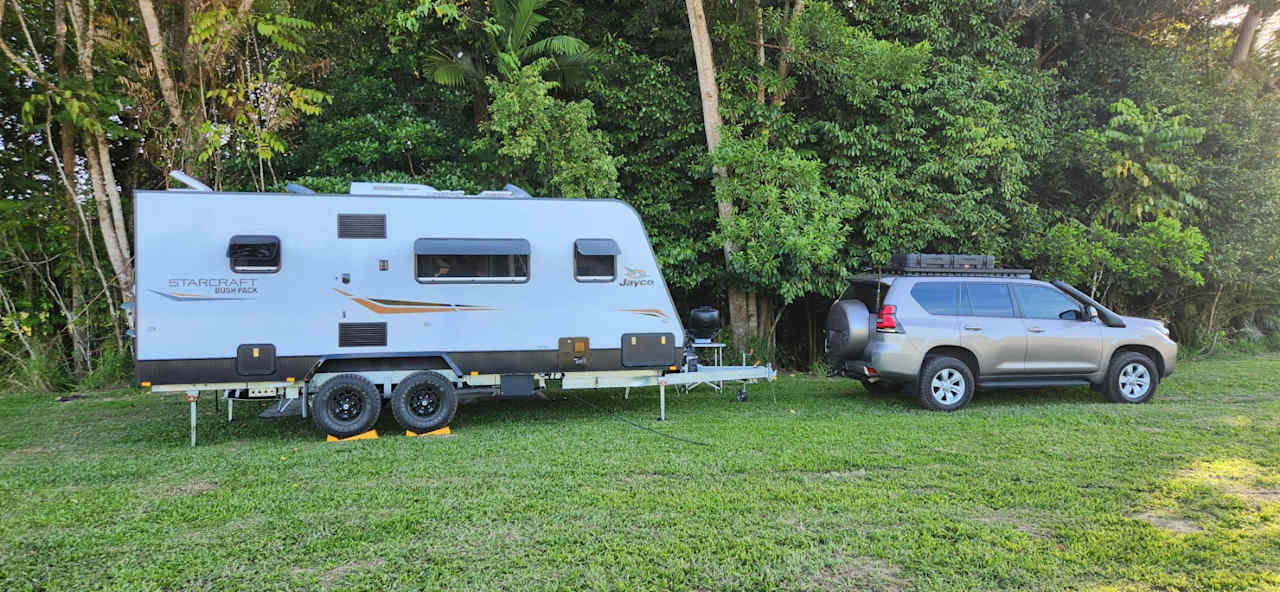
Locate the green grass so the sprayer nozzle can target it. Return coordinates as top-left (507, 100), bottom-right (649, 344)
top-left (2, 356), bottom-right (1279, 591)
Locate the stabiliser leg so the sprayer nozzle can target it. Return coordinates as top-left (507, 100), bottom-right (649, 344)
top-left (658, 381), bottom-right (666, 421)
top-left (186, 391), bottom-right (199, 447)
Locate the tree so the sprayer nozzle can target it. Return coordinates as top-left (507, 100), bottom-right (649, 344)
top-left (479, 59), bottom-right (620, 198)
top-left (399, 0), bottom-right (593, 121)
top-left (1083, 99), bottom-right (1206, 227)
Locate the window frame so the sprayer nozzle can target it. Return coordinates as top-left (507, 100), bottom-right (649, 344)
top-left (573, 238), bottom-right (619, 283)
top-left (227, 234), bottom-right (281, 274)
top-left (413, 238), bottom-right (531, 284)
top-left (960, 282), bottom-right (1019, 318)
top-left (1011, 283), bottom-right (1084, 321)
top-left (909, 281), bottom-right (962, 316)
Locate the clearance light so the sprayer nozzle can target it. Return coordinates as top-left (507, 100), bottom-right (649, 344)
top-left (669, 365), bottom-right (678, 371)
top-left (286, 377), bottom-right (295, 383)
top-left (470, 371), bottom-right (479, 376)
top-left (140, 381), bottom-right (152, 387)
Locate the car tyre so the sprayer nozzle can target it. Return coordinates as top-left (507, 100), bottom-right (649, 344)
top-left (312, 373), bottom-right (382, 438)
top-left (917, 356), bottom-right (975, 411)
top-left (1104, 352), bottom-right (1158, 404)
top-left (390, 371), bottom-right (458, 433)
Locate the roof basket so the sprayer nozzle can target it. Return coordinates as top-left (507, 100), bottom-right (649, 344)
top-left (885, 253), bottom-right (1031, 278)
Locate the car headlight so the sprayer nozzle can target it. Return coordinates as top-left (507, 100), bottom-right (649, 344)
top-left (1158, 324), bottom-right (1170, 336)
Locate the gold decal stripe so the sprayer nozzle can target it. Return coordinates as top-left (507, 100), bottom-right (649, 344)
top-left (620, 308), bottom-right (670, 320)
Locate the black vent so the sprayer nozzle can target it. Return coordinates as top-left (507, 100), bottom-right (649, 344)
top-left (337, 214), bottom-right (386, 239)
top-left (339, 322), bottom-right (387, 347)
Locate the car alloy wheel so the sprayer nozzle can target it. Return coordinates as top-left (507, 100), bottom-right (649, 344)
top-left (1117, 362), bottom-right (1151, 400)
top-left (931, 368), bottom-right (966, 405)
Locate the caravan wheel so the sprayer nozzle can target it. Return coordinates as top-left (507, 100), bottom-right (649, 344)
top-left (311, 374), bottom-right (382, 438)
top-left (390, 372), bottom-right (458, 433)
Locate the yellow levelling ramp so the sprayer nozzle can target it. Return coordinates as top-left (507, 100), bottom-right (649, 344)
top-left (326, 430), bottom-right (378, 442)
top-left (406, 426), bottom-right (451, 437)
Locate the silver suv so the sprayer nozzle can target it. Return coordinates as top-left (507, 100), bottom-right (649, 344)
top-left (825, 255), bottom-right (1176, 411)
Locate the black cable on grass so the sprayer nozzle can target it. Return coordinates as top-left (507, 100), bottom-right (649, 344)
top-left (564, 391), bottom-right (712, 447)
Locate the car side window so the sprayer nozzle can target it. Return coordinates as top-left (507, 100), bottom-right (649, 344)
top-left (910, 282), bottom-right (960, 315)
top-left (1013, 284), bottom-right (1082, 320)
top-left (962, 283), bottom-right (1015, 318)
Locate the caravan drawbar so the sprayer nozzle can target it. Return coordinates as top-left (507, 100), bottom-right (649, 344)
top-left (135, 177), bottom-right (774, 443)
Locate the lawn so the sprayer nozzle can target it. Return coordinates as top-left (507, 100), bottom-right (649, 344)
top-left (1, 355), bottom-right (1278, 591)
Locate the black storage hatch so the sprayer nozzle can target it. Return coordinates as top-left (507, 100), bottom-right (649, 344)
top-left (236, 344), bottom-right (276, 376)
top-left (621, 333), bottom-right (677, 367)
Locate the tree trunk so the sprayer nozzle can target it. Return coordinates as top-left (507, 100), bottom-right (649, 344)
top-left (1228, 2), bottom-right (1265, 83)
top-left (137, 0), bottom-right (185, 129)
top-left (686, 0), bottom-right (758, 352)
top-left (52, 0), bottom-right (88, 373)
top-left (806, 294), bottom-right (815, 370)
top-left (772, 0), bottom-right (805, 106)
top-left (472, 89), bottom-right (491, 123)
top-left (754, 0), bottom-right (766, 104)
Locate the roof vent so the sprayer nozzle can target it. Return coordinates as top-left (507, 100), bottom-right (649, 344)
top-left (349, 182), bottom-right (437, 196)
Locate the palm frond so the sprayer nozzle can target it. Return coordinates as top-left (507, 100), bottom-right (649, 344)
top-left (507, 0), bottom-right (549, 52)
top-left (431, 61), bottom-right (468, 87)
top-left (522, 35), bottom-right (588, 59)
top-left (540, 49), bottom-right (600, 90)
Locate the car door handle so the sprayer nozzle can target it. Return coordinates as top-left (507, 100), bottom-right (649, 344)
top-left (963, 325), bottom-right (983, 331)
top-left (1028, 327), bottom-right (1045, 333)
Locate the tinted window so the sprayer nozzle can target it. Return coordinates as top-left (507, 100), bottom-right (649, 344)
top-left (416, 254), bottom-right (529, 282)
top-left (910, 282), bottom-right (960, 315)
top-left (843, 281), bottom-right (890, 311)
top-left (575, 253), bottom-right (615, 281)
top-left (227, 235), bottom-right (280, 273)
top-left (1014, 284), bottom-right (1081, 320)
top-left (963, 283), bottom-right (1015, 317)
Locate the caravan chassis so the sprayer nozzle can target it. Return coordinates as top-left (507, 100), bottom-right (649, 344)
top-left (152, 364), bottom-right (776, 446)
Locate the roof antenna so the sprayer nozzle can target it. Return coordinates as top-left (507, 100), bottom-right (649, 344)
top-left (503, 184), bottom-right (531, 198)
top-left (169, 170), bottom-right (212, 192)
top-left (285, 182), bottom-right (316, 194)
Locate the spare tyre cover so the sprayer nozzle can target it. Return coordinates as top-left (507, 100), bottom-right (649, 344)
top-left (826, 299), bottom-right (871, 361)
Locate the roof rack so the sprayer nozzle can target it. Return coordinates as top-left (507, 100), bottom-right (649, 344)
top-left (879, 253), bottom-right (1032, 279)
top-left (887, 266), bottom-right (1032, 279)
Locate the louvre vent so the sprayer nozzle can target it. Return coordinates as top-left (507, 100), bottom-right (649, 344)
top-left (337, 214), bottom-right (386, 239)
top-left (338, 322), bottom-right (387, 347)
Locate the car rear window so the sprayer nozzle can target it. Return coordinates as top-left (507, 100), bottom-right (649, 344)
top-left (910, 282), bottom-right (960, 315)
top-left (842, 281), bottom-right (890, 312)
top-left (963, 283), bottom-right (1015, 317)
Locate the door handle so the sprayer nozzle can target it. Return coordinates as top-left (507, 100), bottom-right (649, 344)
top-left (1028, 327), bottom-right (1045, 333)
top-left (963, 325), bottom-right (983, 331)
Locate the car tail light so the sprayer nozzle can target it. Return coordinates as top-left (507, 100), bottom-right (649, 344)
top-left (876, 305), bottom-right (899, 332)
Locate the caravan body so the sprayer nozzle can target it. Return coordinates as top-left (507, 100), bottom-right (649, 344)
top-left (134, 181), bottom-right (773, 443)
top-left (135, 188), bottom-right (685, 386)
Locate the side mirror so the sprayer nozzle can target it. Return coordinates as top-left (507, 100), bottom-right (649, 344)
top-left (1087, 306), bottom-right (1099, 321)
top-left (1059, 309), bottom-right (1082, 321)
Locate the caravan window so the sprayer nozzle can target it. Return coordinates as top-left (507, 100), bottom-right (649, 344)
top-left (227, 235), bottom-right (281, 273)
top-left (415, 238), bottom-right (530, 283)
top-left (574, 239), bottom-right (619, 282)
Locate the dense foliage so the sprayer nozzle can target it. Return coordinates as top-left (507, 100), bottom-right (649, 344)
top-left (3, 0), bottom-right (1280, 383)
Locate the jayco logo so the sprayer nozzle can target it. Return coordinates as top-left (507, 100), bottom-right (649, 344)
top-left (619, 266), bottom-right (655, 288)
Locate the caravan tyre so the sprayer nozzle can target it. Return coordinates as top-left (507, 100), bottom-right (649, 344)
top-left (312, 374), bottom-right (382, 438)
top-left (390, 371), bottom-right (458, 433)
